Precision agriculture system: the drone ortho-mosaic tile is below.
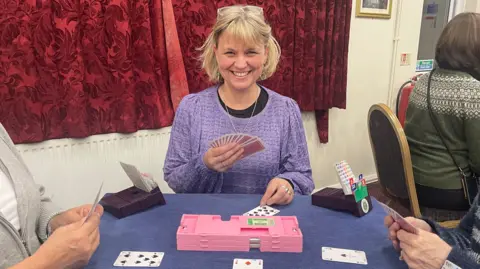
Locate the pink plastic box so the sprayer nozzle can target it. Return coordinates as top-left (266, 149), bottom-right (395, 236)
top-left (177, 214), bottom-right (303, 253)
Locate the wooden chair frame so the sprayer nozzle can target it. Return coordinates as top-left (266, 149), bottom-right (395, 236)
top-left (368, 103), bottom-right (422, 218)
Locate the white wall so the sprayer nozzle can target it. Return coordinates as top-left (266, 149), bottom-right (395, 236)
top-left (14, 0), bottom-right (425, 209)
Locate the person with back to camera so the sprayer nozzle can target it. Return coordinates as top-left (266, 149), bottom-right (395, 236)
top-left (163, 5), bottom-right (314, 205)
top-left (0, 123), bottom-right (104, 268)
top-left (405, 12), bottom-right (480, 211)
top-left (386, 13), bottom-right (480, 269)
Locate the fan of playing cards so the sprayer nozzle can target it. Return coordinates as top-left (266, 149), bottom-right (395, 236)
top-left (210, 133), bottom-right (265, 159)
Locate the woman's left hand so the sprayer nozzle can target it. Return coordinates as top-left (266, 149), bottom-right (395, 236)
top-left (260, 178), bottom-right (294, 206)
top-left (397, 229), bottom-right (452, 269)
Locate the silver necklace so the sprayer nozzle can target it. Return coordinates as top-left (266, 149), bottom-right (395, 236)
top-left (222, 86), bottom-right (260, 134)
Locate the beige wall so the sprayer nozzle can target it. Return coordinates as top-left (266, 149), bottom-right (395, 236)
top-left (303, 0), bottom-right (424, 188)
top-left (464, 0), bottom-right (480, 12)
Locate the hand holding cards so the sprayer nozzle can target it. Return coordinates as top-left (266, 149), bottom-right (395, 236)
top-left (210, 133), bottom-right (265, 160)
top-left (379, 202), bottom-right (419, 234)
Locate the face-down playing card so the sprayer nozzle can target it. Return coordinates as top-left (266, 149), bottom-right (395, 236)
top-left (240, 140), bottom-right (265, 160)
top-left (210, 134), bottom-right (264, 153)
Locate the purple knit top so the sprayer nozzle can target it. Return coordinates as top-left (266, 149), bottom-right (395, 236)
top-left (163, 85), bottom-right (314, 195)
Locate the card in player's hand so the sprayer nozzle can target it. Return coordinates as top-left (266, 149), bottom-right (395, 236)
top-left (379, 202), bottom-right (418, 234)
top-left (82, 181), bottom-right (103, 225)
top-left (209, 133), bottom-right (265, 159)
top-left (113, 251), bottom-right (164, 267)
top-left (243, 205), bottom-right (279, 216)
top-left (240, 138), bottom-right (265, 159)
top-left (120, 162), bottom-right (155, 193)
top-left (209, 133), bottom-right (235, 148)
top-left (232, 258), bottom-right (263, 269)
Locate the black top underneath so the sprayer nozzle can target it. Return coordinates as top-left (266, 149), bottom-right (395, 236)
top-left (218, 86), bottom-right (268, 118)
top-left (217, 85), bottom-right (295, 190)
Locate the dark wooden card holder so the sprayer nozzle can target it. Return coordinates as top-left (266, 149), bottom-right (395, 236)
top-left (100, 186), bottom-right (166, 219)
top-left (311, 187), bottom-right (372, 217)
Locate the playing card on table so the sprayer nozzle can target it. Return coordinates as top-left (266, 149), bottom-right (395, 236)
top-left (113, 251), bottom-right (164, 267)
top-left (322, 247), bottom-right (368, 265)
top-left (379, 202), bottom-right (418, 234)
top-left (243, 205), bottom-right (279, 217)
top-left (82, 181), bottom-right (103, 225)
top-left (232, 258), bottom-right (263, 269)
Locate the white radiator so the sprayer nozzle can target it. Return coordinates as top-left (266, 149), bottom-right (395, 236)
top-left (13, 112), bottom-right (376, 209)
top-left (15, 128), bottom-right (174, 209)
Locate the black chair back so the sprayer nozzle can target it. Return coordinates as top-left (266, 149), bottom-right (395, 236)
top-left (368, 104), bottom-right (421, 217)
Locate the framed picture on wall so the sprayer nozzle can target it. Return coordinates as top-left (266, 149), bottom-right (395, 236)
top-left (356, 0), bottom-right (393, 19)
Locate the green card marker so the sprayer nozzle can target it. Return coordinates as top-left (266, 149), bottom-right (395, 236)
top-left (247, 218), bottom-right (275, 226)
top-left (354, 184), bottom-right (369, 202)
top-left (353, 174), bottom-right (369, 202)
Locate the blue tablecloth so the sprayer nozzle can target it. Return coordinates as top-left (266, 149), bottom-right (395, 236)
top-left (86, 194), bottom-right (407, 268)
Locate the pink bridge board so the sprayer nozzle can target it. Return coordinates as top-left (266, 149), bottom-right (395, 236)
top-left (177, 214), bottom-right (302, 253)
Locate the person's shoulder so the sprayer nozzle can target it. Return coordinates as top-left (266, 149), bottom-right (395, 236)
top-left (262, 86), bottom-right (300, 111)
top-left (261, 86), bottom-right (303, 129)
top-left (178, 85), bottom-right (218, 109)
top-left (435, 70), bottom-right (480, 97)
top-left (465, 74), bottom-right (480, 89)
top-left (434, 69), bottom-right (479, 86)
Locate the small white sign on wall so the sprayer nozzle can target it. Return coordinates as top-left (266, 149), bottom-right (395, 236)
top-left (400, 53), bottom-right (411, 66)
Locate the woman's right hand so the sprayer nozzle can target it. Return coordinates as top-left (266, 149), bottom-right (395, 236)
top-left (34, 213), bottom-right (101, 269)
top-left (203, 143), bottom-right (244, 172)
top-left (384, 216), bottom-right (432, 251)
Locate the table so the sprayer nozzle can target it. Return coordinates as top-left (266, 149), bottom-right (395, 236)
top-left (86, 194), bottom-right (407, 268)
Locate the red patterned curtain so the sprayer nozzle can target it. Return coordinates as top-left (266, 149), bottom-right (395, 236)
top-left (0, 0), bottom-right (188, 143)
top-left (173, 0), bottom-right (351, 143)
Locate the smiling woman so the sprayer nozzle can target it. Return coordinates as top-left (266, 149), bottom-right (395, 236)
top-left (163, 5), bottom-right (314, 206)
top-left (199, 5), bottom-right (280, 87)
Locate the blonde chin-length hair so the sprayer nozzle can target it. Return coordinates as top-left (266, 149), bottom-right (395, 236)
top-left (198, 5), bottom-right (281, 83)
